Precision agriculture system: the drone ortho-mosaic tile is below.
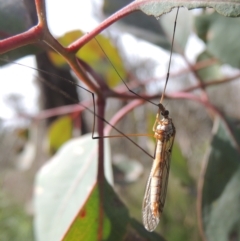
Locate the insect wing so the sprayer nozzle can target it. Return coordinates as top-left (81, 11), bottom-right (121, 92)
top-left (142, 134), bottom-right (175, 232)
top-left (160, 134), bottom-right (175, 206)
top-left (142, 163), bottom-right (159, 231)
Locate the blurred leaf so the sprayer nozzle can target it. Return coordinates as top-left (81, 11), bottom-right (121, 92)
top-left (113, 156), bottom-right (144, 183)
top-left (200, 117), bottom-right (240, 241)
top-left (56, 30), bottom-right (82, 48)
top-left (0, 0), bottom-right (32, 36)
top-left (78, 34), bottom-right (126, 88)
top-left (48, 116), bottom-right (73, 153)
top-left (171, 142), bottom-right (193, 186)
top-left (34, 134), bottom-right (113, 241)
top-left (204, 169), bottom-right (240, 241)
top-left (48, 30), bottom-right (126, 87)
top-left (63, 180), bottom-right (129, 241)
top-left (48, 30), bottom-right (82, 67)
top-left (63, 182), bottom-right (167, 241)
top-left (195, 12), bottom-right (240, 68)
top-left (196, 51), bottom-right (222, 82)
top-left (129, 218), bottom-right (165, 241)
top-left (16, 128), bottom-right (29, 140)
top-left (161, 176), bottom-right (199, 241)
top-left (137, 0), bottom-right (240, 18)
top-left (161, 8), bottom-right (192, 51)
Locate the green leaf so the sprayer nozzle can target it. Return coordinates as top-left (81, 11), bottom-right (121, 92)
top-left (34, 134), bottom-right (113, 241)
top-left (171, 142), bottom-right (193, 186)
top-left (48, 116), bottom-right (73, 153)
top-left (196, 51), bottom-right (222, 82)
top-left (195, 12), bottom-right (240, 68)
top-left (63, 180), bottom-right (129, 241)
top-left (136, 0), bottom-right (240, 18)
top-left (63, 184), bottom-right (167, 241)
top-left (160, 173), bottom-right (198, 240)
top-left (200, 117), bottom-right (240, 241)
top-left (204, 169), bottom-right (240, 240)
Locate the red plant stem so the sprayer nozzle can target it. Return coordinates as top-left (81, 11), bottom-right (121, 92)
top-left (35, 102), bottom-right (90, 120)
top-left (0, 26), bottom-right (41, 54)
top-left (96, 96), bottom-right (105, 241)
top-left (182, 73), bottom-right (240, 92)
top-left (0, 0), bottom-right (103, 97)
top-left (104, 99), bottom-right (144, 135)
top-left (34, 0), bottom-right (47, 26)
top-left (168, 92), bottom-right (240, 154)
top-left (182, 54), bottom-right (209, 102)
top-left (34, 0), bottom-right (101, 95)
top-left (97, 97), bottom-right (105, 182)
top-left (67, 2), bottom-right (139, 52)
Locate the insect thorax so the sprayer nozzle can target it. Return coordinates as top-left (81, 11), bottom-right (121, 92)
top-left (154, 117), bottom-right (175, 141)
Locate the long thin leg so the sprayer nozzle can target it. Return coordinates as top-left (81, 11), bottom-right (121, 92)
top-left (0, 57), bottom-right (155, 159)
top-left (0, 8), bottom-right (179, 159)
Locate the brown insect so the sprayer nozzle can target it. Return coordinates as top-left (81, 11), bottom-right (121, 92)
top-left (142, 104), bottom-right (175, 231)
top-left (141, 7), bottom-right (179, 231)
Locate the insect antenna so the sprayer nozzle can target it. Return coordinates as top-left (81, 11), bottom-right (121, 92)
top-left (95, 6), bottom-right (179, 111)
top-left (160, 8), bottom-right (179, 104)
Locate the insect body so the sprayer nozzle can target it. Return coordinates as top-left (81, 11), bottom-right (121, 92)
top-left (142, 105), bottom-right (175, 232)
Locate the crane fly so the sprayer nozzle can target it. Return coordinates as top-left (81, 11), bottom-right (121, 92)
top-left (141, 8), bottom-right (179, 232)
top-left (142, 105), bottom-right (175, 231)
top-left (1, 6), bottom-right (179, 233)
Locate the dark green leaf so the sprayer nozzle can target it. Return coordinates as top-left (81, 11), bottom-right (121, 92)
top-left (171, 142), bottom-right (193, 186)
top-left (204, 168), bottom-right (240, 241)
top-left (196, 51), bottom-right (222, 82)
top-left (63, 180), bottom-right (129, 241)
top-left (195, 12), bottom-right (240, 68)
top-left (200, 117), bottom-right (240, 241)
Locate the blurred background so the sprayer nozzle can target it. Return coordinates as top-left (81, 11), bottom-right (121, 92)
top-left (0, 0), bottom-right (240, 240)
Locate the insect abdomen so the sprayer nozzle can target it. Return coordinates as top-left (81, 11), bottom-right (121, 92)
top-left (150, 140), bottom-right (164, 217)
